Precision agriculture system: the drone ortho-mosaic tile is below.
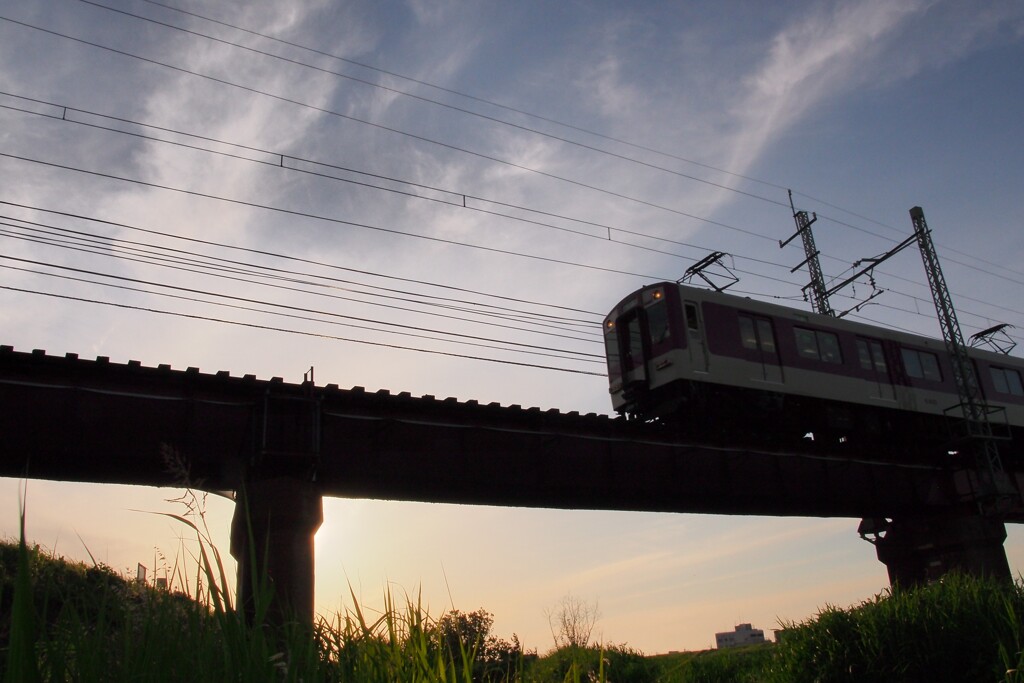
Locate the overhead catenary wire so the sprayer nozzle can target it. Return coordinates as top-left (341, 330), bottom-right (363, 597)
top-left (4, 10), bottom-right (1016, 302)
top-left (0, 260), bottom-right (601, 364)
top-left (4, 139), bottom-right (1020, 342)
top-left (77, 0), bottom-right (788, 210)
top-left (0, 92), bottom-right (787, 259)
top-left (0, 283), bottom-right (606, 376)
top-left (0, 218), bottom-right (604, 342)
top-left (3, 144), bottom-right (1019, 344)
top-left (74, 0), bottom-right (1024, 286)
top-left (4, 91), bottom-right (1020, 332)
top-left (2, 10), bottom-right (1015, 360)
top-left (0, 200), bottom-right (603, 321)
top-left (0, 213), bottom-right (604, 333)
top-left (0, 151), bottom-right (684, 282)
top-left (0, 16), bottom-right (796, 242)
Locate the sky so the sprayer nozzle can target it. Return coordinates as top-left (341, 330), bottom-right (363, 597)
top-left (1, 0), bottom-right (1024, 654)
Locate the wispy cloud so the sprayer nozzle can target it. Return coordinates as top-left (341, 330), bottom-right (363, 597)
top-left (723, 0), bottom-right (927, 183)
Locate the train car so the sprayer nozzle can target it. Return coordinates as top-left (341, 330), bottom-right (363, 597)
top-left (604, 282), bottom-right (1024, 459)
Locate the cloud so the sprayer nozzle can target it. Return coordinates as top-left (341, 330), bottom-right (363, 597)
top-left (723, 0), bottom-right (927, 181)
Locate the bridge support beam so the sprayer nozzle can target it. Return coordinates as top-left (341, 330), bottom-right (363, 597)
top-left (859, 513), bottom-right (1010, 587)
top-left (230, 477), bottom-right (323, 625)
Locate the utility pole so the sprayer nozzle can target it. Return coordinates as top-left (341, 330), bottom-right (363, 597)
top-left (780, 191), bottom-right (833, 316)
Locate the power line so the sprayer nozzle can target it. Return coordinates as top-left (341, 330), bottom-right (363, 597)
top-left (0, 16), bottom-right (791, 240)
top-left (0, 151), bottom-right (678, 281)
top-left (0, 200), bottom-right (602, 320)
top-left (0, 283), bottom-right (606, 376)
top-left (4, 149), bottom-right (1019, 340)
top-left (9, 8), bottom-right (1019, 300)
top-left (0, 261), bottom-right (600, 364)
top-left (128, 0), bottom-right (794, 195)
top-left (0, 217), bottom-right (603, 341)
top-left (82, 0), bottom-right (1024, 285)
top-left (7, 90), bottom-right (1021, 329)
top-left (0, 92), bottom-right (784, 262)
top-left (77, 0), bottom-right (789, 210)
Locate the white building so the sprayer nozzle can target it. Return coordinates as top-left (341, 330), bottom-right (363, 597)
top-left (715, 623), bottom-right (766, 649)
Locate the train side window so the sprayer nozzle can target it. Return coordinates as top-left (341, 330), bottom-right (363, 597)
top-left (685, 303), bottom-right (700, 331)
top-left (919, 352), bottom-right (941, 381)
top-left (756, 319), bottom-right (776, 353)
top-left (991, 367), bottom-right (1024, 396)
top-left (856, 340), bottom-right (873, 370)
top-left (795, 327), bottom-right (841, 363)
top-left (818, 332), bottom-right (841, 363)
top-left (646, 300), bottom-right (670, 344)
top-left (738, 315), bottom-right (758, 350)
top-left (901, 348), bottom-right (942, 382)
top-left (738, 315), bottom-right (776, 353)
top-left (794, 328), bottom-right (819, 359)
top-left (870, 341), bottom-right (887, 372)
top-left (856, 339), bottom-right (887, 372)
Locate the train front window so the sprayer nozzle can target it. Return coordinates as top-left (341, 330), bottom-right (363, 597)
top-left (622, 314), bottom-right (644, 368)
top-left (646, 300), bottom-right (670, 345)
top-left (604, 329), bottom-right (620, 377)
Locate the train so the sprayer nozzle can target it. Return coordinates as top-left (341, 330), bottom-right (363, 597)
top-left (604, 282), bottom-right (1024, 459)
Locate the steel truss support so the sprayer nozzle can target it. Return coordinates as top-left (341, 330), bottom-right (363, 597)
top-left (781, 191), bottom-right (833, 316)
top-left (909, 207), bottom-right (1016, 507)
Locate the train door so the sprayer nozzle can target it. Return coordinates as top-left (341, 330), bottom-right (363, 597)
top-left (739, 314), bottom-right (783, 383)
top-left (683, 301), bottom-right (708, 373)
top-left (856, 338), bottom-right (895, 400)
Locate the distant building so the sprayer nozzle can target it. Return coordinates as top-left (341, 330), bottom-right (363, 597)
top-left (715, 623), bottom-right (766, 649)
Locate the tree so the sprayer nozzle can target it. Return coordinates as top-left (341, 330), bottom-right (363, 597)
top-left (436, 608), bottom-right (494, 662)
top-left (435, 608), bottom-right (531, 683)
top-left (545, 593), bottom-right (600, 649)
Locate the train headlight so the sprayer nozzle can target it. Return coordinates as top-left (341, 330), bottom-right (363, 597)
top-left (605, 319), bottom-right (615, 330)
top-left (644, 288), bottom-right (664, 304)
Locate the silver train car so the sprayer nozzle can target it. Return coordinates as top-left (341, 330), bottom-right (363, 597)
top-left (604, 282), bottom-right (1024, 459)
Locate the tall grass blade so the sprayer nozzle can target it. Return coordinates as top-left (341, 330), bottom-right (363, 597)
top-left (5, 492), bottom-right (41, 683)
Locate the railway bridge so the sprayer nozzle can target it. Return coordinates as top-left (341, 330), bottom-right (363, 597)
top-left (1, 345), bottom-right (1022, 623)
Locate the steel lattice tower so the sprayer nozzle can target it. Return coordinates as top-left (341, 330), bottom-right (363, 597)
top-left (910, 206), bottom-right (1010, 502)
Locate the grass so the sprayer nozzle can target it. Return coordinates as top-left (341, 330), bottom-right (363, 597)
top-left (764, 574), bottom-right (1024, 683)
top-left (3, 491), bottom-right (1024, 681)
top-left (0, 488), bottom-right (524, 682)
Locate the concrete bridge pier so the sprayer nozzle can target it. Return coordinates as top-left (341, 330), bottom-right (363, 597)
top-left (230, 476), bottom-right (323, 625)
top-left (859, 512), bottom-right (1011, 587)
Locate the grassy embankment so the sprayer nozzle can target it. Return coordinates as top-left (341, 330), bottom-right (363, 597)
top-left (2, 505), bottom-right (1024, 681)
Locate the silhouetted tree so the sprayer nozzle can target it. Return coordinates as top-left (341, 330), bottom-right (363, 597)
top-left (435, 608), bottom-right (533, 683)
top-left (545, 593), bottom-right (600, 649)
